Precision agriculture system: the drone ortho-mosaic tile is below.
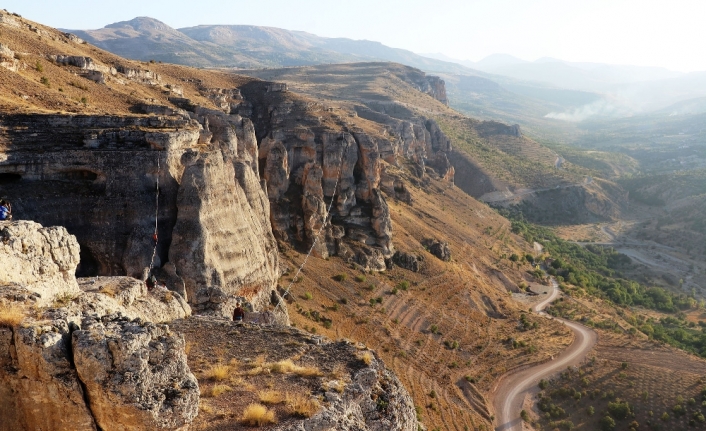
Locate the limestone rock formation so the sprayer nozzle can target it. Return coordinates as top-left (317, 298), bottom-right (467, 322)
top-left (169, 148), bottom-right (279, 307)
top-left (0, 109), bottom-right (279, 311)
top-left (425, 239), bottom-right (451, 262)
top-left (2, 322), bottom-right (97, 431)
top-left (0, 220), bottom-right (198, 431)
top-left (392, 251), bottom-right (423, 272)
top-left (0, 220), bottom-right (81, 306)
top-left (73, 316), bottom-right (199, 431)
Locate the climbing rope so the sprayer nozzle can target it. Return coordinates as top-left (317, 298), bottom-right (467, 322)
top-left (149, 154), bottom-right (160, 270)
top-left (274, 136), bottom-right (349, 313)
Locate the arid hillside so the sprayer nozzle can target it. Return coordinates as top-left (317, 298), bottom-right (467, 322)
top-left (0, 10), bottom-right (574, 431)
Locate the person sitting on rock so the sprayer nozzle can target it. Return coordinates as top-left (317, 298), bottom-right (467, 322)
top-left (146, 274), bottom-right (157, 290)
top-left (233, 302), bottom-right (245, 322)
top-left (0, 199), bottom-right (12, 221)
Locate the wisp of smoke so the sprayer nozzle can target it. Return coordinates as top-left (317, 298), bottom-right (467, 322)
top-left (544, 100), bottom-right (620, 122)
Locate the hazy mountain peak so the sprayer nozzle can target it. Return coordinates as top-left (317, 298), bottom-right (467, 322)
top-left (476, 53), bottom-right (528, 69)
top-left (104, 16), bottom-right (176, 33)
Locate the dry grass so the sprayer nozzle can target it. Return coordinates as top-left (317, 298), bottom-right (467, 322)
top-left (269, 359), bottom-right (323, 377)
top-left (323, 380), bottom-right (346, 393)
top-left (199, 401), bottom-right (214, 414)
top-left (98, 286), bottom-right (116, 298)
top-left (358, 351), bottom-right (374, 366)
top-left (286, 392), bottom-right (320, 418)
top-left (0, 303), bottom-right (25, 328)
top-left (258, 390), bottom-right (284, 404)
top-left (210, 384), bottom-right (232, 397)
top-left (241, 403), bottom-right (277, 426)
top-left (205, 364), bottom-right (231, 381)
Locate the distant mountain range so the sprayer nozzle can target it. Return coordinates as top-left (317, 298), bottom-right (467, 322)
top-left (66, 17), bottom-right (706, 124)
top-left (65, 17), bottom-right (474, 74)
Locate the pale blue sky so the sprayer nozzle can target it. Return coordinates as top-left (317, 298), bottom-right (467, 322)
top-left (4, 0), bottom-right (705, 72)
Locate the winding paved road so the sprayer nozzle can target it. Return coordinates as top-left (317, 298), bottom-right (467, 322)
top-left (492, 280), bottom-right (597, 431)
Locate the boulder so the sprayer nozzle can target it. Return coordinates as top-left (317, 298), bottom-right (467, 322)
top-left (425, 239), bottom-right (451, 262)
top-left (392, 251), bottom-right (423, 272)
top-left (72, 317), bottom-right (199, 431)
top-left (4, 322), bottom-right (97, 431)
top-left (0, 221), bottom-right (81, 306)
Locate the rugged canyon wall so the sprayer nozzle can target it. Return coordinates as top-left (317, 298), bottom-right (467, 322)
top-left (240, 80), bottom-right (453, 271)
top-left (0, 108), bottom-right (279, 308)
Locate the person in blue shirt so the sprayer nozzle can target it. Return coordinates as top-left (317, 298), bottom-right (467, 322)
top-left (0, 200), bottom-right (11, 221)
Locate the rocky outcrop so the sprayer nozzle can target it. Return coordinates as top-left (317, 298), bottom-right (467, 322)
top-left (0, 314), bottom-right (198, 431)
top-left (0, 220), bottom-right (198, 431)
top-left (392, 251), bottom-right (423, 272)
top-left (168, 149), bottom-right (279, 306)
top-left (424, 239), bottom-right (451, 262)
top-left (0, 43), bottom-right (21, 72)
top-left (73, 316), bottom-right (199, 431)
top-left (0, 110), bottom-right (279, 309)
top-left (172, 317), bottom-right (418, 431)
top-left (0, 221), bottom-right (81, 306)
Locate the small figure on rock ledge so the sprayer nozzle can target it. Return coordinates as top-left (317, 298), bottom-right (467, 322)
top-left (233, 301), bottom-right (245, 322)
top-left (0, 199), bottom-right (12, 220)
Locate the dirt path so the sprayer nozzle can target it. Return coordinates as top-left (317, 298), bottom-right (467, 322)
top-left (492, 280), bottom-right (598, 431)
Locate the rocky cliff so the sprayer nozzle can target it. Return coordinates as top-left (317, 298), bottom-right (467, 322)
top-left (0, 108), bottom-right (280, 311)
top-left (0, 220), bottom-right (197, 431)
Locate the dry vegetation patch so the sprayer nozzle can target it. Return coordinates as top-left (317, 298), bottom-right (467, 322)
top-left (0, 302), bottom-right (25, 327)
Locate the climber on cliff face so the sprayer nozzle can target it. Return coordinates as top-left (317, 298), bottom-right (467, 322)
top-left (0, 199), bottom-right (12, 221)
top-left (233, 302), bottom-right (245, 323)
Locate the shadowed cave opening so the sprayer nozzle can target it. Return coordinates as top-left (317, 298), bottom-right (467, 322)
top-left (0, 173), bottom-right (22, 184)
top-left (75, 243), bottom-right (100, 277)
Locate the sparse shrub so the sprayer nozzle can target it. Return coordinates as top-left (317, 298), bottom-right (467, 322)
top-left (587, 406), bottom-right (595, 416)
top-left (365, 283), bottom-right (375, 291)
top-left (607, 400), bottom-right (631, 419)
top-left (0, 303), bottom-right (25, 327)
top-left (661, 412), bottom-right (669, 421)
top-left (241, 403), bottom-right (276, 426)
top-left (258, 390), bottom-right (284, 404)
top-left (429, 389), bottom-right (436, 398)
top-left (358, 351), bottom-right (374, 365)
top-left (162, 291), bottom-right (173, 303)
top-left (80, 96), bottom-right (88, 105)
top-left (339, 297), bottom-right (348, 305)
top-left (35, 61), bottom-right (43, 72)
top-left (99, 286), bottom-right (116, 297)
top-left (355, 275), bottom-right (366, 283)
top-left (430, 324), bottom-right (439, 334)
top-left (210, 384), bottom-right (232, 397)
top-left (391, 287), bottom-right (398, 295)
top-left (333, 273), bottom-right (347, 282)
top-left (520, 409), bottom-right (530, 422)
top-left (270, 359), bottom-right (323, 377)
top-left (397, 281), bottom-right (410, 291)
top-left (600, 415), bottom-right (616, 431)
top-left (40, 76), bottom-right (50, 87)
top-left (286, 393), bottom-right (320, 418)
top-left (303, 292), bottom-right (313, 300)
top-left (539, 379), bottom-right (549, 390)
top-left (621, 361), bottom-right (628, 369)
top-left (206, 364), bottom-right (230, 381)
top-left (53, 292), bottom-right (77, 307)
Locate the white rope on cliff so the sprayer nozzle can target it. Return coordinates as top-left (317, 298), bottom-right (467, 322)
top-left (149, 154), bottom-right (160, 270)
top-left (274, 135), bottom-right (350, 313)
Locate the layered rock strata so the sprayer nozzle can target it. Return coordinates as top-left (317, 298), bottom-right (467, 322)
top-left (0, 109), bottom-right (279, 310)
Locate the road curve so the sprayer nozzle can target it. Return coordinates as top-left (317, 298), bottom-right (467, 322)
top-left (492, 281), bottom-right (597, 431)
